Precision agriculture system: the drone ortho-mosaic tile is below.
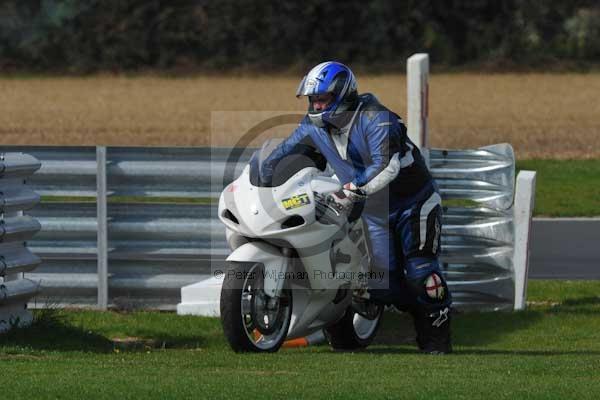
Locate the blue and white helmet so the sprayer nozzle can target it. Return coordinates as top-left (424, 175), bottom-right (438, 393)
top-left (296, 61), bottom-right (358, 128)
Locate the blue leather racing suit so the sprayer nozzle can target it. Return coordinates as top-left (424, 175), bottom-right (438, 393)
top-left (261, 93), bottom-right (451, 313)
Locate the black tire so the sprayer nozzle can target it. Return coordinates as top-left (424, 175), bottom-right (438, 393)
top-left (325, 303), bottom-right (384, 350)
top-left (220, 262), bottom-right (292, 353)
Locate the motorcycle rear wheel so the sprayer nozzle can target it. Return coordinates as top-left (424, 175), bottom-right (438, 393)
top-left (325, 303), bottom-right (383, 350)
top-left (220, 262), bottom-right (292, 353)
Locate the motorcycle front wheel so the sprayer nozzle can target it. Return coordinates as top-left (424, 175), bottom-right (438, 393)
top-left (220, 262), bottom-right (292, 352)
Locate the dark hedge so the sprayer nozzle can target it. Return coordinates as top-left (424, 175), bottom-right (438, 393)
top-left (1, 0), bottom-right (599, 73)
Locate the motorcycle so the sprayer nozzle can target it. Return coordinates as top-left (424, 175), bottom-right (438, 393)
top-left (218, 139), bottom-right (383, 352)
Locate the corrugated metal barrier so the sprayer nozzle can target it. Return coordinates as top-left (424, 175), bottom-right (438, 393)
top-left (0, 152), bottom-right (42, 331)
top-left (0, 144), bottom-right (518, 311)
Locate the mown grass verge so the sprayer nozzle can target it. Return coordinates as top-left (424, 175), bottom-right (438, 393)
top-left (517, 159), bottom-right (600, 217)
top-left (1, 280), bottom-right (599, 399)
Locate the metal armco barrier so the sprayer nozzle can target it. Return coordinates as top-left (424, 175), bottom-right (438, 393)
top-left (429, 144), bottom-right (518, 310)
top-left (429, 144), bottom-right (515, 210)
top-left (0, 145), bottom-right (526, 311)
top-left (0, 152), bottom-right (42, 332)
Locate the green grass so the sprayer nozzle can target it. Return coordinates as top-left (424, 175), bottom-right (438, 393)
top-left (517, 159), bottom-right (600, 217)
top-left (1, 281), bottom-right (599, 399)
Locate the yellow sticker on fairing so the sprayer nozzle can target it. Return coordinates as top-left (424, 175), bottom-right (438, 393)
top-left (281, 193), bottom-right (310, 210)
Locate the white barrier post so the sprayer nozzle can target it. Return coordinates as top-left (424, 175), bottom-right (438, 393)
top-left (407, 53), bottom-right (429, 157)
top-left (513, 170), bottom-right (537, 310)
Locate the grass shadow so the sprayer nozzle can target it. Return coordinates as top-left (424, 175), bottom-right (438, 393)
top-left (0, 308), bottom-right (113, 353)
top-left (0, 309), bottom-right (216, 353)
top-left (532, 295), bottom-right (600, 315)
top-left (112, 328), bottom-right (214, 350)
top-left (561, 296), bottom-right (600, 307)
top-left (98, 311), bottom-right (220, 350)
top-left (372, 312), bottom-right (418, 346)
top-left (375, 309), bottom-right (544, 348)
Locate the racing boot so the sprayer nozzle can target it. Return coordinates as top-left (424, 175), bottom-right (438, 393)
top-left (412, 306), bottom-right (452, 354)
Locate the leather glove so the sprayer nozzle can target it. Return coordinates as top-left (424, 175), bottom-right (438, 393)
top-left (342, 182), bottom-right (367, 202)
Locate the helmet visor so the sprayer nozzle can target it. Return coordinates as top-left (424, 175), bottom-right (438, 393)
top-left (296, 75), bottom-right (325, 97)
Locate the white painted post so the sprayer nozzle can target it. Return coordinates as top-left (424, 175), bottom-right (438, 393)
top-left (407, 53), bottom-right (429, 151)
top-left (513, 170), bottom-right (537, 310)
top-left (96, 146), bottom-right (108, 310)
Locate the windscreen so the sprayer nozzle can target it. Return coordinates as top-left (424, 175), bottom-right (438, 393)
top-left (249, 138), bottom-right (327, 187)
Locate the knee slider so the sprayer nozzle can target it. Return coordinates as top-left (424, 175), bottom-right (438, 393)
top-left (422, 272), bottom-right (448, 302)
top-left (405, 258), bottom-right (449, 305)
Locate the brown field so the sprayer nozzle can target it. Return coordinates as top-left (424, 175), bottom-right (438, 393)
top-left (1, 73), bottom-right (599, 158)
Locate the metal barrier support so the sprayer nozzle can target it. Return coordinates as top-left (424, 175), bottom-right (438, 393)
top-left (96, 146), bottom-right (108, 310)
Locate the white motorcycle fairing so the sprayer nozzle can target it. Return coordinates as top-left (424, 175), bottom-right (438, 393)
top-left (226, 241), bottom-right (287, 298)
top-left (219, 161), bottom-right (371, 340)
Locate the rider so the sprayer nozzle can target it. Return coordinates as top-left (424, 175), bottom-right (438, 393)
top-left (260, 61), bottom-right (452, 354)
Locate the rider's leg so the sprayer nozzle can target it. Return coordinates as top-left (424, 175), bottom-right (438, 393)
top-left (361, 212), bottom-right (412, 306)
top-left (396, 195), bottom-right (453, 354)
top-left (404, 257), bottom-right (452, 353)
